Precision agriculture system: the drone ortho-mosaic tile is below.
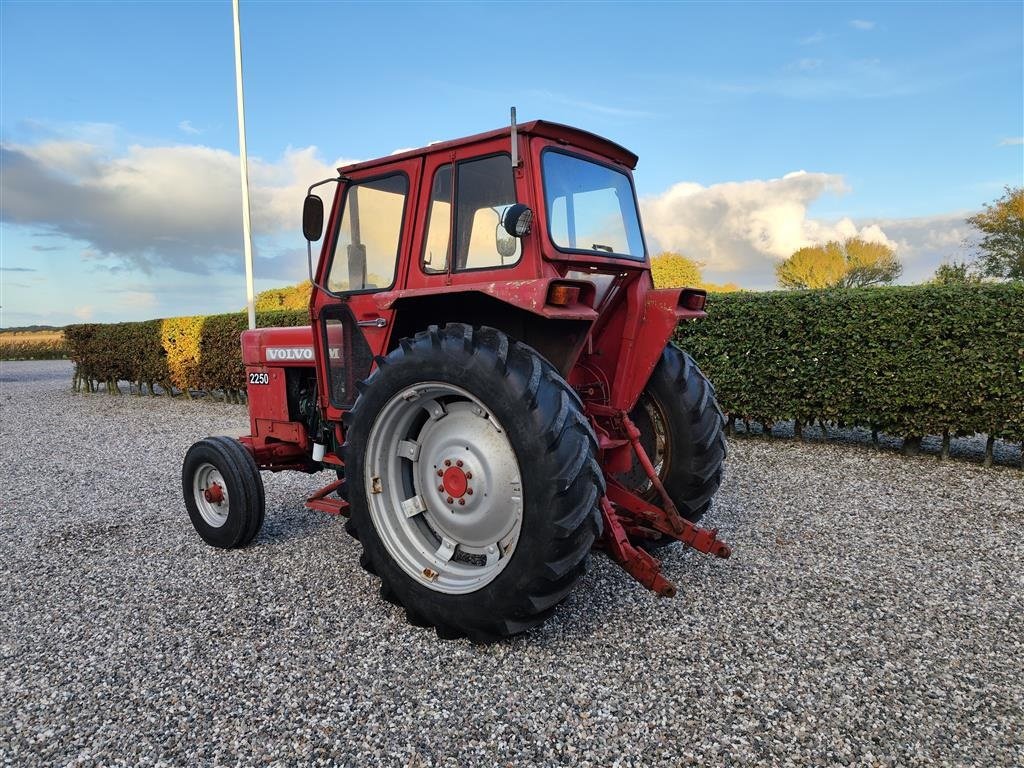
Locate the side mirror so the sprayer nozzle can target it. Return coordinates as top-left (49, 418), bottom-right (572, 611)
top-left (502, 204), bottom-right (533, 238)
top-left (302, 194), bottom-right (324, 241)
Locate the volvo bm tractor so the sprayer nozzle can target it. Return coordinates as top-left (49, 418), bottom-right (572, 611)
top-left (182, 115), bottom-right (730, 641)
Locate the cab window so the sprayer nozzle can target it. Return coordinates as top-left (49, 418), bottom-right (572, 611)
top-left (327, 173), bottom-right (408, 293)
top-left (421, 154), bottom-right (520, 274)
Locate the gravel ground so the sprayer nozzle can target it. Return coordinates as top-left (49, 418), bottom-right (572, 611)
top-left (1, 359), bottom-right (1021, 767)
top-left (734, 421), bottom-right (1022, 468)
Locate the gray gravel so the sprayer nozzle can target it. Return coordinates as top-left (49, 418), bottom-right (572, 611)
top-left (735, 420), bottom-right (1022, 468)
top-left (1, 359), bottom-right (1022, 767)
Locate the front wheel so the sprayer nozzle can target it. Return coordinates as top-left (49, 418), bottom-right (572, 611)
top-left (344, 324), bottom-right (604, 642)
top-left (614, 344), bottom-right (727, 547)
top-left (182, 437), bottom-right (265, 548)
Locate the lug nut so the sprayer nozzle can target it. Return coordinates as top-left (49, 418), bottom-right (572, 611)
top-left (456, 459), bottom-right (463, 467)
top-left (438, 485), bottom-right (445, 492)
top-left (466, 488), bottom-right (473, 495)
top-left (465, 472), bottom-right (473, 479)
top-left (458, 499), bottom-right (465, 506)
top-left (446, 496), bottom-right (453, 504)
top-left (436, 469), bottom-right (443, 477)
top-left (444, 459), bottom-right (451, 467)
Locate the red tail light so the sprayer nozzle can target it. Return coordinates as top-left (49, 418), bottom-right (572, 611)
top-left (680, 289), bottom-right (706, 311)
top-left (548, 284), bottom-right (582, 307)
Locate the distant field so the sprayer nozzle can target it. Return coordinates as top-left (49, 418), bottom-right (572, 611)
top-left (0, 330), bottom-right (66, 360)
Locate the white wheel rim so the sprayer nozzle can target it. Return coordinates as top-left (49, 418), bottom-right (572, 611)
top-left (364, 382), bottom-right (523, 595)
top-left (193, 462), bottom-right (229, 528)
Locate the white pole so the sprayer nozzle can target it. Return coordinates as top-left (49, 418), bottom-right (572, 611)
top-left (232, 0), bottom-right (256, 331)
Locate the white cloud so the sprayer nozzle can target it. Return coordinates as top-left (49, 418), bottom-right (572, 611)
top-left (849, 19), bottom-right (876, 31)
top-left (0, 130), bottom-right (979, 293)
top-left (0, 138), bottom-right (355, 274)
top-left (998, 137), bottom-right (1023, 146)
top-left (72, 305), bottom-right (94, 320)
top-left (178, 120), bottom-right (201, 135)
top-left (640, 173), bottom-right (975, 288)
top-left (641, 171), bottom-right (896, 287)
top-left (863, 213), bottom-right (972, 283)
top-left (800, 31), bottom-right (826, 45)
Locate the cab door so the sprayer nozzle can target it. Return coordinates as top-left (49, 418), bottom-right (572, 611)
top-left (311, 157), bottom-right (421, 422)
top-left (406, 137), bottom-right (534, 292)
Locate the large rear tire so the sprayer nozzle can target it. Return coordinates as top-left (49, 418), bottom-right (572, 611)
top-left (614, 344), bottom-right (727, 548)
top-left (344, 324), bottom-right (604, 642)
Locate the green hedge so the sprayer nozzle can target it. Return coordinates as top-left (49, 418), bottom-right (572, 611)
top-left (64, 285), bottom-right (1024, 448)
top-left (675, 283), bottom-right (1024, 443)
top-left (66, 310), bottom-right (308, 396)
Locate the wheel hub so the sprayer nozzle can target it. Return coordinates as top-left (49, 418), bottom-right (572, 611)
top-left (203, 482), bottom-right (225, 504)
top-left (441, 464), bottom-right (469, 499)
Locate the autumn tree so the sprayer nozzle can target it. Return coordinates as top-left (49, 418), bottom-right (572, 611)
top-left (839, 238), bottom-right (902, 287)
top-left (776, 237), bottom-right (901, 289)
top-left (932, 261), bottom-right (980, 285)
top-left (700, 280), bottom-right (740, 292)
top-left (650, 251), bottom-right (702, 288)
top-left (776, 242), bottom-right (846, 289)
top-left (967, 186), bottom-right (1024, 281)
top-left (254, 281), bottom-right (312, 311)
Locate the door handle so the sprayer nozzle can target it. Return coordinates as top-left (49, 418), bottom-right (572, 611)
top-left (357, 317), bottom-right (388, 328)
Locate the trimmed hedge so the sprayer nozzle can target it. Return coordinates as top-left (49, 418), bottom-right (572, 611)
top-left (66, 310), bottom-right (308, 397)
top-left (65, 285), bottom-right (1023, 453)
top-left (675, 283), bottom-right (1024, 444)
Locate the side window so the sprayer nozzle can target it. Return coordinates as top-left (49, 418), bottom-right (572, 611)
top-left (420, 154), bottom-right (521, 275)
top-left (327, 174), bottom-right (408, 293)
top-left (454, 154), bottom-right (520, 270)
top-left (421, 164), bottom-right (452, 274)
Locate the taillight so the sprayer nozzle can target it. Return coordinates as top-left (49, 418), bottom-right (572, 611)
top-left (680, 289), bottom-right (706, 311)
top-left (548, 284), bottom-right (582, 307)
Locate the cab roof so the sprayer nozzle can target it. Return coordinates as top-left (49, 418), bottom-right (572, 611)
top-left (338, 120), bottom-right (639, 175)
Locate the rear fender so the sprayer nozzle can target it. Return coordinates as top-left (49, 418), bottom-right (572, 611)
top-left (607, 286), bottom-right (707, 411)
top-left (380, 279), bottom-right (597, 376)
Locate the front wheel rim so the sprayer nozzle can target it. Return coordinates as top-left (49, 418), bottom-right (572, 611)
top-left (364, 382), bottom-right (524, 595)
top-left (193, 462), bottom-right (230, 528)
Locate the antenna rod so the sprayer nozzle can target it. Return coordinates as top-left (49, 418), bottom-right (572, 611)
top-left (233, 0), bottom-right (256, 331)
top-left (510, 106), bottom-right (518, 167)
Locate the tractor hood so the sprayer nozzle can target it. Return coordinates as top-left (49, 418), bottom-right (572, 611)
top-left (241, 326), bottom-right (316, 366)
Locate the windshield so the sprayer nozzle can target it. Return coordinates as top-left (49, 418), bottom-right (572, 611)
top-left (542, 150), bottom-right (645, 260)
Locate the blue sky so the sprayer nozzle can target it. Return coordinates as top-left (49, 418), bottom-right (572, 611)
top-left (1, 0), bottom-right (1022, 326)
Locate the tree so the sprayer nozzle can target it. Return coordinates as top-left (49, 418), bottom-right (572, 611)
top-left (967, 186), bottom-right (1024, 281)
top-left (839, 237), bottom-right (902, 287)
top-left (650, 251), bottom-right (702, 288)
top-left (700, 281), bottom-right (741, 292)
top-left (254, 281), bottom-right (312, 311)
top-left (775, 242), bottom-right (846, 289)
top-left (776, 237), bottom-right (900, 289)
top-left (932, 261), bottom-right (980, 285)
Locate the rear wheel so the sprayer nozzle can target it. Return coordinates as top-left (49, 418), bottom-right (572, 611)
top-left (182, 437), bottom-right (265, 548)
top-left (344, 324), bottom-right (604, 642)
top-left (614, 344), bottom-right (727, 548)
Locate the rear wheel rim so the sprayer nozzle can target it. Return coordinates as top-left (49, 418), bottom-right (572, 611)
top-left (364, 382), bottom-right (523, 595)
top-left (193, 462), bottom-right (229, 528)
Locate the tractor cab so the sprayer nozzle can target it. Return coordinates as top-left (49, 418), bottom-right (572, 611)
top-left (185, 116), bottom-right (730, 642)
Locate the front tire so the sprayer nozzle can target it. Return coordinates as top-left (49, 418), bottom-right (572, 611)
top-left (182, 437), bottom-right (265, 548)
top-left (344, 324), bottom-right (604, 642)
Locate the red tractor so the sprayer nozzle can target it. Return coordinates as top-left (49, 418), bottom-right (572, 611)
top-left (182, 116), bottom-right (730, 641)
